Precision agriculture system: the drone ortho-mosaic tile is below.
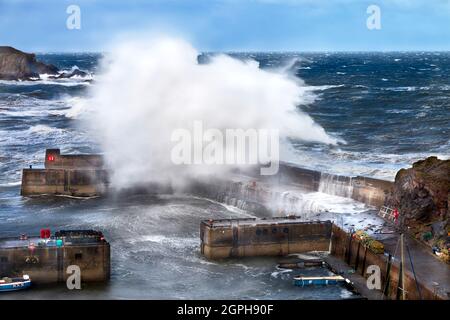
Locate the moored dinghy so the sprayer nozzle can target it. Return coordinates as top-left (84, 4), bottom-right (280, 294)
top-left (0, 275), bottom-right (31, 292)
top-left (293, 275), bottom-right (346, 287)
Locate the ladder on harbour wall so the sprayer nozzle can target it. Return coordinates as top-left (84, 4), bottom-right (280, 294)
top-left (231, 220), bottom-right (239, 257)
top-left (378, 206), bottom-right (396, 222)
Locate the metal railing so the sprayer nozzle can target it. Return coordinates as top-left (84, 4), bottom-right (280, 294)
top-left (378, 206), bottom-right (396, 221)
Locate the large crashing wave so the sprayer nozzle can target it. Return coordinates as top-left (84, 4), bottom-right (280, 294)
top-left (85, 37), bottom-right (339, 189)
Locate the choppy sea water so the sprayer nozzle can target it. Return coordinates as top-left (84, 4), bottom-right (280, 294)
top-left (0, 52), bottom-right (449, 299)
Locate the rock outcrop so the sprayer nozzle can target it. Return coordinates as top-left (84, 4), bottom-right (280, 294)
top-left (385, 157), bottom-right (450, 243)
top-left (54, 68), bottom-right (87, 79)
top-left (0, 46), bottom-right (89, 81)
top-left (0, 46), bottom-right (59, 80)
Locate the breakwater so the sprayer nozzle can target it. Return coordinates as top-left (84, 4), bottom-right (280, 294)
top-left (0, 230), bottom-right (110, 284)
top-left (20, 150), bottom-right (393, 212)
top-left (21, 149), bottom-right (108, 197)
top-left (188, 163), bottom-right (393, 218)
top-left (200, 217), bottom-right (447, 300)
top-left (200, 217), bottom-right (332, 259)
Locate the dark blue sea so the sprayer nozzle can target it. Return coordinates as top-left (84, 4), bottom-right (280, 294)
top-left (0, 52), bottom-right (449, 299)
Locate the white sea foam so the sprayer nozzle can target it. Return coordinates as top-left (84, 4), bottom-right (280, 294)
top-left (271, 268), bottom-right (292, 279)
top-left (0, 79), bottom-right (90, 87)
top-left (83, 36), bottom-right (340, 189)
top-left (54, 97), bottom-right (90, 119)
top-left (287, 146), bottom-right (450, 181)
top-left (383, 86), bottom-right (417, 92)
top-left (191, 196), bottom-right (256, 217)
top-left (26, 124), bottom-right (65, 134)
top-left (385, 109), bottom-right (411, 114)
top-left (299, 192), bottom-right (368, 214)
top-left (0, 181), bottom-right (21, 187)
top-left (304, 84), bottom-right (345, 91)
top-left (128, 235), bottom-right (198, 249)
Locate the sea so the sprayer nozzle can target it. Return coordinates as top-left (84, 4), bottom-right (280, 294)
top-left (0, 52), bottom-right (449, 299)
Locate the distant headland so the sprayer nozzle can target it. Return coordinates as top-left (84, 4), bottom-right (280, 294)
top-left (0, 46), bottom-right (86, 80)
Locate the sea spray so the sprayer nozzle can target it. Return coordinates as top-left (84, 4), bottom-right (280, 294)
top-left (85, 36), bottom-right (338, 189)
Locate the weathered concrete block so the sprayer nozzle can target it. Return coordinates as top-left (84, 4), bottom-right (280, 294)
top-left (0, 230), bottom-right (110, 284)
top-left (21, 149), bottom-right (108, 197)
top-left (200, 217), bottom-right (332, 259)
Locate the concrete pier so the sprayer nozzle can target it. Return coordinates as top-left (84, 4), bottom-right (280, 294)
top-left (20, 149), bottom-right (394, 208)
top-left (200, 217), bottom-right (332, 259)
top-left (200, 218), bottom-right (449, 300)
top-left (268, 162), bottom-right (394, 208)
top-left (0, 230), bottom-right (110, 284)
top-left (188, 163), bottom-right (394, 220)
top-left (329, 224), bottom-right (450, 300)
top-left (21, 149), bottom-right (108, 197)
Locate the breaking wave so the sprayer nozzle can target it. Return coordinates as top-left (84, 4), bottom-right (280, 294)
top-left (84, 36), bottom-right (340, 189)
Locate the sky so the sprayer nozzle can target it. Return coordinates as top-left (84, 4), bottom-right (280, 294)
top-left (1, 0), bottom-right (450, 52)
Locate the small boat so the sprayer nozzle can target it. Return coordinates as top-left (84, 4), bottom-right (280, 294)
top-left (278, 257), bottom-right (324, 269)
top-left (293, 275), bottom-right (346, 287)
top-left (0, 275), bottom-right (31, 292)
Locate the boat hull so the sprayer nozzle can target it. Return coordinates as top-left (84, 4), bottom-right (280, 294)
top-left (0, 280), bottom-right (31, 292)
top-left (294, 276), bottom-right (345, 287)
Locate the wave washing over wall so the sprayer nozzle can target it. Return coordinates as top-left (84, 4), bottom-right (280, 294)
top-left (318, 173), bottom-right (354, 198)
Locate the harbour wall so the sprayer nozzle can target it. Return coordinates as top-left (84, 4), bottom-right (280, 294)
top-left (200, 218), bottom-right (444, 300)
top-left (200, 218), bottom-right (332, 259)
top-left (0, 241), bottom-right (110, 284)
top-left (330, 224), bottom-right (440, 300)
top-left (21, 149), bottom-right (108, 197)
top-left (264, 163), bottom-right (394, 208)
top-left (21, 149), bottom-right (394, 208)
top-left (188, 164), bottom-right (394, 218)
top-left (21, 168), bottom-right (108, 197)
top-left (44, 149), bottom-right (104, 169)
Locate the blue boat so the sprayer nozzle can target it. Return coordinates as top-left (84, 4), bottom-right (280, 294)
top-left (293, 275), bottom-right (346, 287)
top-left (0, 275), bottom-right (31, 292)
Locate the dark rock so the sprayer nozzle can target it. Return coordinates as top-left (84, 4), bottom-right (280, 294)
top-left (385, 156), bottom-right (450, 242)
top-left (0, 46), bottom-right (59, 80)
top-left (432, 221), bottom-right (446, 238)
top-left (53, 68), bottom-right (88, 79)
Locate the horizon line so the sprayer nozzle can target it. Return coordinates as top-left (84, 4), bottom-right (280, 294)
top-left (32, 50), bottom-right (450, 55)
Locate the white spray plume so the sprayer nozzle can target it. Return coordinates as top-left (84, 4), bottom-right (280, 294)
top-left (87, 36), bottom-right (338, 189)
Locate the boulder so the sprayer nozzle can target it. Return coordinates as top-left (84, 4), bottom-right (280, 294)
top-left (0, 46), bottom-right (59, 80)
top-left (385, 156), bottom-right (450, 242)
top-left (52, 68), bottom-right (88, 79)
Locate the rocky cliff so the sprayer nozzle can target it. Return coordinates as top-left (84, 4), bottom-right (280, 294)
top-left (0, 46), bottom-right (88, 80)
top-left (385, 157), bottom-right (449, 247)
top-left (0, 46), bottom-right (59, 80)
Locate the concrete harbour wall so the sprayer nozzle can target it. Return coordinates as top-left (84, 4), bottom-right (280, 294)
top-left (0, 242), bottom-right (110, 284)
top-left (200, 218), bottom-right (332, 259)
top-left (21, 149), bottom-right (108, 197)
top-left (200, 218), bottom-right (444, 300)
top-left (330, 225), bottom-right (440, 300)
top-left (21, 168), bottom-right (108, 197)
